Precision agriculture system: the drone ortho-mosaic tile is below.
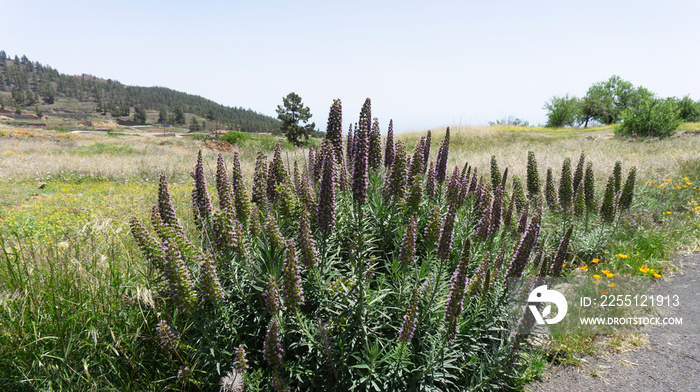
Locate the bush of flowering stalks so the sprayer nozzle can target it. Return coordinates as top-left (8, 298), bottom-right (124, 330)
top-left (130, 98), bottom-right (635, 391)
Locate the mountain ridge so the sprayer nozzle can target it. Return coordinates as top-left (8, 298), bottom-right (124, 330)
top-left (0, 50), bottom-right (280, 133)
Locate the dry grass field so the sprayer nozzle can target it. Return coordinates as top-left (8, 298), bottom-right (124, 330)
top-left (2, 121), bottom-right (700, 390)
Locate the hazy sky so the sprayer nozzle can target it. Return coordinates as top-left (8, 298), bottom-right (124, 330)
top-left (2, 0), bottom-right (699, 132)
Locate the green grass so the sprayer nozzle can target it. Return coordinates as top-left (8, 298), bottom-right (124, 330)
top-left (677, 122), bottom-right (700, 131)
top-left (69, 142), bottom-right (135, 156)
top-left (0, 224), bottom-right (169, 390)
top-left (0, 179), bottom-right (196, 390)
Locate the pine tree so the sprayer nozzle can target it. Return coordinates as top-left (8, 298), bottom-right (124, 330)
top-left (276, 92), bottom-right (316, 147)
top-left (134, 106), bottom-right (147, 124)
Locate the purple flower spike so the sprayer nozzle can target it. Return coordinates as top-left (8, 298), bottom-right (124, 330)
top-left (352, 99), bottom-right (371, 210)
top-left (437, 209), bottom-right (457, 261)
top-left (156, 319), bottom-right (180, 351)
top-left (408, 136), bottom-right (426, 180)
top-left (491, 184), bottom-right (504, 233)
top-left (506, 203), bottom-right (542, 278)
top-left (398, 286), bottom-right (420, 344)
top-left (252, 150), bottom-right (269, 210)
top-left (384, 119), bottom-right (395, 169)
top-left (548, 225), bottom-right (573, 278)
top-left (317, 142), bottom-right (336, 237)
top-left (215, 153), bottom-right (235, 215)
top-left (231, 151), bottom-right (250, 224)
top-left (267, 142), bottom-right (288, 206)
top-left (262, 318), bottom-right (286, 391)
top-left (158, 174), bottom-right (179, 228)
top-left (199, 257), bottom-right (224, 303)
top-left (264, 215), bottom-right (286, 251)
top-left (191, 150), bottom-right (213, 227)
top-left (516, 203), bottom-right (529, 234)
top-left (398, 215), bottom-right (418, 267)
top-left (281, 240), bottom-right (304, 310)
top-left (445, 166), bottom-right (461, 209)
top-left (423, 205), bottom-right (442, 248)
top-left (474, 188), bottom-right (493, 241)
top-left (129, 216), bottom-right (165, 271)
top-left (346, 123), bottom-right (354, 166)
top-left (233, 344), bottom-right (248, 374)
top-left (264, 274), bottom-right (280, 314)
top-left (445, 237), bottom-right (470, 339)
top-left (383, 140), bottom-right (407, 203)
top-left (425, 161), bottom-right (436, 199)
top-left (368, 117), bottom-right (382, 171)
top-left (422, 130), bottom-right (432, 173)
top-left (298, 209), bottom-right (320, 268)
top-left (326, 99), bottom-right (344, 163)
top-left (435, 127), bottom-right (450, 184)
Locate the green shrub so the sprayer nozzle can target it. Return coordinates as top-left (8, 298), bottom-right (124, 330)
top-left (544, 94), bottom-right (579, 128)
top-left (219, 130), bottom-right (252, 145)
top-left (677, 95), bottom-right (700, 122)
top-left (189, 132), bottom-right (209, 141)
top-left (616, 95), bottom-right (681, 138)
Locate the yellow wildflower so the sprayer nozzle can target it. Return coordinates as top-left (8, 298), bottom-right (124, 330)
top-left (652, 273), bottom-right (661, 278)
top-left (616, 254), bottom-right (628, 259)
top-left (592, 258), bottom-right (600, 263)
top-left (639, 266), bottom-right (650, 273)
top-left (608, 283), bottom-right (617, 288)
top-left (593, 274), bottom-right (601, 279)
top-left (581, 265), bottom-right (589, 271)
top-left (684, 177), bottom-right (689, 181)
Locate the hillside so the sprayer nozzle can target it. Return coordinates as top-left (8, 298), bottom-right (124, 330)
top-left (0, 50), bottom-right (280, 133)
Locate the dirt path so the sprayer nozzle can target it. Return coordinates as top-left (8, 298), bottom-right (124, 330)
top-left (525, 252), bottom-right (700, 392)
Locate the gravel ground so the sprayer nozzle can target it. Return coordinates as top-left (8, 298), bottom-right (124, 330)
top-left (525, 252), bottom-right (700, 392)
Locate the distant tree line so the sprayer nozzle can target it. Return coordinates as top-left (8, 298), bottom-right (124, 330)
top-left (0, 51), bottom-right (280, 133)
top-left (543, 75), bottom-right (700, 137)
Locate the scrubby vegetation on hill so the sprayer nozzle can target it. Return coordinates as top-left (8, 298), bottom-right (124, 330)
top-left (0, 50), bottom-right (280, 133)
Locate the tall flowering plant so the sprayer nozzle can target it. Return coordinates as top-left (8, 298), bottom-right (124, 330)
top-left (127, 100), bottom-right (635, 391)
